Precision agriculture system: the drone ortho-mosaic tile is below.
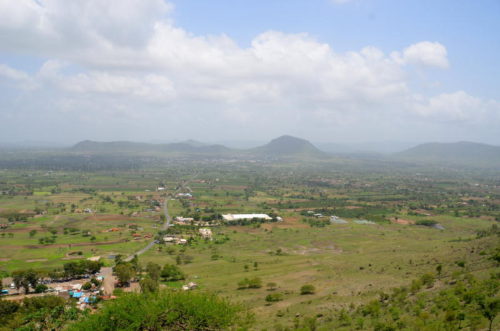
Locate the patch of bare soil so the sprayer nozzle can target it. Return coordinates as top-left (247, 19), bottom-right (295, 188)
top-left (391, 218), bottom-right (415, 225)
top-left (85, 215), bottom-right (135, 222)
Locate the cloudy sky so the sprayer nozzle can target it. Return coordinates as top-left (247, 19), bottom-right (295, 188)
top-left (0, 0), bottom-right (499, 145)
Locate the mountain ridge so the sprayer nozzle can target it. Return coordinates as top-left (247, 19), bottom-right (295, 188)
top-left (395, 141), bottom-right (500, 167)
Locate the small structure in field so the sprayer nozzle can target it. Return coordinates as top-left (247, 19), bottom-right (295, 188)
top-left (176, 193), bottom-right (193, 199)
top-left (182, 282), bottom-right (198, 291)
top-left (330, 216), bottom-right (348, 224)
top-left (174, 217), bottom-right (194, 225)
top-left (199, 228), bottom-right (212, 240)
top-left (163, 236), bottom-right (175, 243)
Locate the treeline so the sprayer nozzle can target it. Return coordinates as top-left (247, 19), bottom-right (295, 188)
top-left (0, 154), bottom-right (147, 171)
top-left (9, 260), bottom-right (102, 294)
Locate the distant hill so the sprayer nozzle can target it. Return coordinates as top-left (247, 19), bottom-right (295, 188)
top-left (251, 135), bottom-right (326, 158)
top-left (71, 140), bottom-right (231, 155)
top-left (395, 141), bottom-right (500, 167)
top-left (71, 136), bottom-right (327, 160)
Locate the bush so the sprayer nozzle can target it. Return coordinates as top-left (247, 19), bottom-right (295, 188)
top-left (300, 284), bottom-right (315, 295)
top-left (415, 220), bottom-right (437, 227)
top-left (161, 264), bottom-right (185, 281)
top-left (248, 277), bottom-right (262, 289)
top-left (82, 282), bottom-right (92, 291)
top-left (265, 293), bottom-right (283, 302)
top-left (420, 273), bottom-right (435, 288)
top-left (66, 290), bottom-right (248, 331)
top-left (34, 284), bottom-right (48, 293)
top-left (237, 277), bottom-right (262, 289)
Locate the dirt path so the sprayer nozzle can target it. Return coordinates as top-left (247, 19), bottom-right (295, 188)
top-left (100, 267), bottom-right (115, 295)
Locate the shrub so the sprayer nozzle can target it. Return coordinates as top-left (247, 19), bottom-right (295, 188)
top-left (161, 264), bottom-right (185, 282)
top-left (82, 282), bottom-right (92, 291)
top-left (66, 290), bottom-right (247, 331)
top-left (34, 284), bottom-right (48, 293)
top-left (267, 282), bottom-right (278, 291)
top-left (265, 293), bottom-right (283, 302)
top-left (416, 220), bottom-right (437, 227)
top-left (248, 277), bottom-right (262, 289)
top-left (300, 284), bottom-right (315, 295)
top-left (420, 273), bottom-right (435, 288)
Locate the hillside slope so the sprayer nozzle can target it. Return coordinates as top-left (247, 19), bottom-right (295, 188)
top-left (251, 135), bottom-right (326, 159)
top-left (395, 141), bottom-right (500, 167)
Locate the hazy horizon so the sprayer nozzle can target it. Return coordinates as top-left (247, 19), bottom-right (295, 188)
top-left (1, 1), bottom-right (499, 144)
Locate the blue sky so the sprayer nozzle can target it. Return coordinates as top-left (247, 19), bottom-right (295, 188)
top-left (0, 0), bottom-right (499, 145)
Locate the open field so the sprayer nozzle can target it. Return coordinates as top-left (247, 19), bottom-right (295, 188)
top-left (1, 163), bottom-right (499, 330)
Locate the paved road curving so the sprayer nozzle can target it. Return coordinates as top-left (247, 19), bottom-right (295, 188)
top-left (124, 198), bottom-right (171, 262)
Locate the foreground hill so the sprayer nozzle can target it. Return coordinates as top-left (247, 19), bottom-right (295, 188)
top-left (251, 135), bottom-right (326, 159)
top-left (395, 141), bottom-right (500, 167)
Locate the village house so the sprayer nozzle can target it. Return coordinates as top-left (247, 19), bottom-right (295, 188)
top-left (174, 216), bottom-right (194, 225)
top-left (176, 193), bottom-right (193, 199)
top-left (199, 228), bottom-right (212, 240)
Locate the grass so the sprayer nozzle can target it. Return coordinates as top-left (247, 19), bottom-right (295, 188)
top-left (1, 166), bottom-right (498, 329)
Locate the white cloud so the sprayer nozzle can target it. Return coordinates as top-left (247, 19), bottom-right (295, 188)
top-left (0, 0), bottom-right (496, 143)
top-left (412, 91), bottom-right (500, 122)
top-left (0, 63), bottom-right (37, 89)
top-left (400, 41), bottom-right (449, 68)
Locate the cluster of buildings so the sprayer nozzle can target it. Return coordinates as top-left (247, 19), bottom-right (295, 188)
top-left (162, 228), bottom-right (212, 244)
top-left (173, 216), bottom-right (213, 227)
top-left (163, 236), bottom-right (188, 245)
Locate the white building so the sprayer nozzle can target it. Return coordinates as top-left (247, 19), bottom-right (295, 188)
top-left (222, 214), bottom-right (272, 222)
top-left (199, 228), bottom-right (212, 239)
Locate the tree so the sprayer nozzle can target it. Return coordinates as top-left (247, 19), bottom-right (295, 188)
top-left (248, 277), bottom-right (262, 289)
top-left (114, 264), bottom-right (135, 286)
top-left (300, 284), bottom-right (316, 295)
top-left (12, 269), bottom-right (39, 294)
top-left (436, 264), bottom-right (442, 277)
top-left (146, 262), bottom-right (161, 282)
top-left (161, 264), bottom-right (185, 281)
top-left (34, 284), bottom-right (48, 293)
top-left (140, 276), bottom-right (159, 293)
top-left (477, 296), bottom-right (499, 331)
top-left (65, 290), bottom-right (245, 330)
top-left (82, 282), bottom-right (92, 291)
top-left (267, 282), bottom-right (277, 291)
top-left (29, 230), bottom-right (37, 238)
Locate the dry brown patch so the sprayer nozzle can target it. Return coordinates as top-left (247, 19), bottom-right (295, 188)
top-left (391, 218), bottom-right (415, 225)
top-left (85, 215), bottom-right (134, 222)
